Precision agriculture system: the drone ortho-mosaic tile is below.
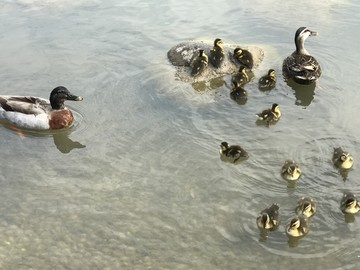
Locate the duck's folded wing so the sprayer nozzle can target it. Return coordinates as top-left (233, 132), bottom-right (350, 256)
top-left (0, 96), bottom-right (50, 115)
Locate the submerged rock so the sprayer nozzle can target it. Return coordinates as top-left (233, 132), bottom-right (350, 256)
top-left (167, 40), bottom-right (264, 83)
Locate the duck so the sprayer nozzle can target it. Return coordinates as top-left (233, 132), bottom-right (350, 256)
top-left (0, 86), bottom-right (83, 130)
top-left (256, 203), bottom-right (280, 231)
top-left (233, 47), bottom-right (253, 69)
top-left (231, 66), bottom-right (250, 86)
top-left (191, 49), bottom-right (208, 77)
top-left (230, 81), bottom-right (247, 103)
top-left (219, 141), bottom-right (249, 163)
top-left (258, 69), bottom-right (276, 90)
top-left (209, 38), bottom-right (225, 68)
top-left (340, 192), bottom-right (360, 214)
top-left (282, 27), bottom-right (321, 84)
top-left (256, 103), bottom-right (281, 125)
top-left (285, 215), bottom-right (309, 238)
top-left (295, 197), bottom-right (316, 218)
top-left (281, 160), bottom-right (301, 181)
top-left (332, 147), bottom-right (354, 170)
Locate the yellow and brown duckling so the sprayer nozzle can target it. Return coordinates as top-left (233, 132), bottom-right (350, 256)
top-left (295, 197), bottom-right (316, 218)
top-left (219, 141), bottom-right (249, 163)
top-left (281, 160), bottom-right (301, 181)
top-left (191, 49), bottom-right (208, 77)
top-left (285, 215), bottom-right (309, 238)
top-left (258, 69), bottom-right (276, 90)
top-left (332, 147), bottom-right (354, 170)
top-left (233, 47), bottom-right (253, 69)
top-left (340, 192), bottom-right (360, 214)
top-left (230, 81), bottom-right (247, 104)
top-left (256, 103), bottom-right (281, 126)
top-left (282, 27), bottom-right (321, 84)
top-left (231, 66), bottom-right (250, 86)
top-left (209, 38), bottom-right (225, 68)
top-left (256, 203), bottom-right (280, 231)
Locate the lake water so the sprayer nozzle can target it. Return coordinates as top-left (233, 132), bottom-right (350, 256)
top-left (0, 0), bottom-right (359, 269)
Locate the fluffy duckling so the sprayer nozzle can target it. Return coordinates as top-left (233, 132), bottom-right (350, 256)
top-left (281, 160), bottom-right (301, 181)
top-left (332, 147), bottom-right (354, 170)
top-left (231, 66), bottom-right (250, 86)
top-left (209, 38), bottom-right (225, 68)
top-left (256, 103), bottom-right (281, 125)
top-left (285, 215), bottom-right (309, 238)
top-left (340, 192), bottom-right (360, 214)
top-left (256, 203), bottom-right (280, 231)
top-left (230, 81), bottom-right (247, 104)
top-left (191, 49), bottom-right (208, 77)
top-left (282, 27), bottom-right (321, 84)
top-left (295, 197), bottom-right (316, 218)
top-left (219, 141), bottom-right (249, 163)
top-left (233, 47), bottom-right (253, 69)
top-left (258, 69), bottom-right (276, 90)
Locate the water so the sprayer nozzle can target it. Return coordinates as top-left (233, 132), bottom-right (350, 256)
top-left (0, 0), bottom-right (359, 269)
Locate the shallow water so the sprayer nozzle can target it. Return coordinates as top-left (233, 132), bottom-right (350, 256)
top-left (0, 0), bottom-right (360, 269)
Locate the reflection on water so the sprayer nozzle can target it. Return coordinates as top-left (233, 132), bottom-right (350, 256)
top-left (285, 78), bottom-right (316, 106)
top-left (52, 129), bottom-right (86, 154)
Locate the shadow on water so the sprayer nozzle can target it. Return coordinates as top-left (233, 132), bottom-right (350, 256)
top-left (285, 79), bottom-right (316, 107)
top-left (191, 77), bottom-right (226, 91)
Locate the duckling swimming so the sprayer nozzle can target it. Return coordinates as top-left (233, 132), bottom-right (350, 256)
top-left (285, 215), bottom-right (309, 238)
top-left (258, 69), bottom-right (276, 90)
top-left (256, 103), bottom-right (281, 126)
top-left (332, 147), bottom-right (353, 170)
top-left (281, 160), bottom-right (301, 181)
top-left (191, 49), bottom-right (208, 77)
top-left (231, 66), bottom-right (250, 86)
top-left (219, 141), bottom-right (249, 163)
top-left (340, 192), bottom-right (360, 214)
top-left (282, 27), bottom-right (321, 84)
top-left (295, 197), bottom-right (316, 218)
top-left (233, 47), bottom-right (253, 69)
top-left (209, 38), bottom-right (225, 68)
top-left (230, 81), bottom-right (247, 104)
top-left (256, 203), bottom-right (280, 231)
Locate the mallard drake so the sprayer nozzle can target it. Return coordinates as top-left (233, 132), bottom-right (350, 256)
top-left (281, 160), bottom-right (301, 181)
top-left (285, 215), bottom-right (309, 238)
top-left (256, 203), bottom-right (280, 231)
top-left (295, 197), bottom-right (316, 218)
top-left (0, 86), bottom-right (83, 130)
top-left (282, 27), bottom-right (321, 84)
top-left (258, 69), bottom-right (276, 90)
top-left (191, 49), bottom-right (208, 77)
top-left (332, 147), bottom-right (353, 170)
top-left (209, 38), bottom-right (225, 68)
top-left (219, 141), bottom-right (249, 163)
top-left (340, 192), bottom-right (360, 214)
top-left (231, 66), bottom-right (250, 86)
top-left (233, 47), bottom-right (253, 69)
top-left (230, 81), bottom-right (247, 103)
top-left (256, 103), bottom-right (281, 125)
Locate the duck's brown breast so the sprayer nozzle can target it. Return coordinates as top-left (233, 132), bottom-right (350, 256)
top-left (49, 109), bottom-right (74, 129)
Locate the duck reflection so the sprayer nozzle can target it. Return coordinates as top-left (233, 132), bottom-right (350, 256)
top-left (52, 129), bottom-right (86, 154)
top-left (286, 79), bottom-right (316, 106)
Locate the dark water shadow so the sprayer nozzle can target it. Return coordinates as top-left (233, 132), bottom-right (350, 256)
top-left (52, 129), bottom-right (86, 154)
top-left (220, 154), bottom-right (249, 164)
top-left (285, 79), bottom-right (316, 107)
top-left (344, 213), bottom-right (356, 223)
top-left (191, 77), bottom-right (226, 91)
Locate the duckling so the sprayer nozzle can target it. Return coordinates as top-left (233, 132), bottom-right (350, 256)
top-left (191, 49), bottom-right (208, 77)
top-left (233, 47), bottom-right (253, 69)
top-left (231, 66), bottom-right (250, 86)
top-left (256, 103), bottom-right (281, 125)
top-left (281, 160), bottom-right (301, 181)
top-left (340, 192), bottom-right (360, 214)
top-left (209, 38), bottom-right (225, 68)
top-left (282, 27), bottom-right (321, 84)
top-left (256, 203), bottom-right (280, 231)
top-left (295, 197), bottom-right (316, 218)
top-left (332, 147), bottom-right (354, 170)
top-left (219, 141), bottom-right (249, 163)
top-left (230, 81), bottom-right (247, 103)
top-left (285, 215), bottom-right (309, 238)
top-left (258, 69), bottom-right (276, 90)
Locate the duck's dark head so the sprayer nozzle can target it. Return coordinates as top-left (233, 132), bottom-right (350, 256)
top-left (50, 86), bottom-right (83, 110)
top-left (268, 69), bottom-right (276, 77)
top-left (294, 27), bottom-right (318, 54)
top-left (198, 49), bottom-right (205, 57)
top-left (234, 47), bottom-right (242, 56)
top-left (214, 38), bottom-right (223, 48)
top-left (220, 142), bottom-right (229, 151)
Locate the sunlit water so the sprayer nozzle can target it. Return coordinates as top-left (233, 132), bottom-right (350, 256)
top-left (0, 0), bottom-right (359, 269)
